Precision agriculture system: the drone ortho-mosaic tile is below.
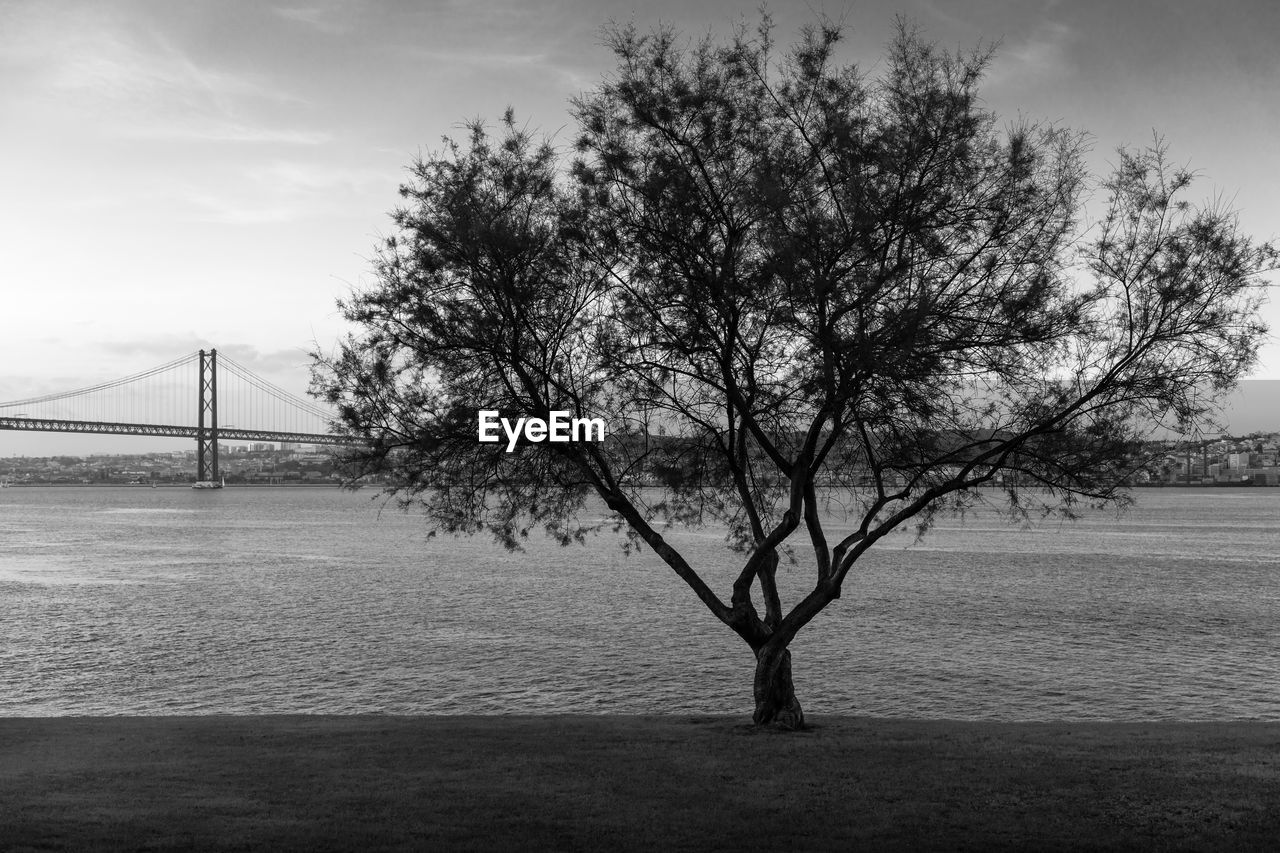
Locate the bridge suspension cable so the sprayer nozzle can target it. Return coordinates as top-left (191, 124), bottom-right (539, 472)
top-left (0, 353), bottom-right (197, 409)
top-left (0, 350), bottom-right (348, 450)
top-left (218, 352), bottom-right (335, 424)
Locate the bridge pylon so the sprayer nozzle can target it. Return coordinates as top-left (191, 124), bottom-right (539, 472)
top-left (196, 349), bottom-right (219, 482)
top-left (1, 348), bottom-right (354, 459)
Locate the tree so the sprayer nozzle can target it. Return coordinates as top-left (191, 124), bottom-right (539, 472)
top-left (311, 18), bottom-right (1275, 728)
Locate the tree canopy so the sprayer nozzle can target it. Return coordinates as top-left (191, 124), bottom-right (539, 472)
top-left (312, 17), bottom-right (1275, 727)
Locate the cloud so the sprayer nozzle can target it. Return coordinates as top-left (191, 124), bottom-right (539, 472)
top-left (182, 192), bottom-right (311, 225)
top-left (121, 120), bottom-right (331, 146)
top-left (1006, 21), bottom-right (1074, 73)
top-left (3, 4), bottom-right (323, 146)
top-left (247, 161), bottom-right (397, 194)
top-left (406, 47), bottom-right (553, 68)
top-left (19, 12), bottom-right (287, 109)
top-left (47, 30), bottom-right (262, 107)
top-left (84, 340), bottom-right (318, 386)
top-left (93, 337), bottom-right (211, 361)
top-left (273, 4), bottom-right (350, 35)
top-left (179, 159), bottom-right (397, 224)
top-left (217, 344), bottom-right (318, 375)
top-left (984, 20), bottom-right (1077, 87)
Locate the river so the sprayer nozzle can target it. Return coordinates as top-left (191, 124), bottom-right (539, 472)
top-left (1, 485), bottom-right (1276, 720)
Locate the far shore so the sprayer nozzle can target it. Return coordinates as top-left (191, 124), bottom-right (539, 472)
top-left (3, 715), bottom-right (1277, 851)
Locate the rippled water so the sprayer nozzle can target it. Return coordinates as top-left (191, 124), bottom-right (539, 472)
top-left (1, 485), bottom-right (1277, 720)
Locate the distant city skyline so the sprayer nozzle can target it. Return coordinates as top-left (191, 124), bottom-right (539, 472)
top-left (3, 0), bottom-right (1278, 456)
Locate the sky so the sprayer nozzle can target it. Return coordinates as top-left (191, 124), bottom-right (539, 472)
top-left (2, 0), bottom-right (1278, 455)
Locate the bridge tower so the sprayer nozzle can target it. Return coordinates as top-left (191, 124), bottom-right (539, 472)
top-left (196, 349), bottom-right (219, 482)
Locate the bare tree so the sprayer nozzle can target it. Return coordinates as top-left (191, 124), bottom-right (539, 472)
top-left (312, 18), bottom-right (1274, 727)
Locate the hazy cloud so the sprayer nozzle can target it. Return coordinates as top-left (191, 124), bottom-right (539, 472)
top-left (273, 4), bottom-right (351, 35)
top-left (93, 338), bottom-right (211, 361)
top-left (985, 20), bottom-right (1077, 87)
top-left (247, 161), bottom-right (396, 194)
top-left (121, 119), bottom-right (331, 145)
top-left (1008, 21), bottom-right (1075, 73)
top-left (83, 339), bottom-right (318, 393)
top-left (176, 159), bottom-right (396, 224)
top-left (217, 344), bottom-right (318, 375)
top-left (3, 3), bottom-right (321, 146)
top-left (180, 171), bottom-right (388, 224)
top-left (183, 192), bottom-right (311, 225)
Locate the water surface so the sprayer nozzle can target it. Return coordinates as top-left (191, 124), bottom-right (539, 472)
top-left (1, 486), bottom-right (1276, 720)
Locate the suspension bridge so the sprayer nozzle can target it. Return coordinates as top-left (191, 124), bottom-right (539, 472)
top-left (0, 350), bottom-right (350, 484)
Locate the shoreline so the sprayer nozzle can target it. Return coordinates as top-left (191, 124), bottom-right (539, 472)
top-left (4, 714), bottom-right (1278, 850)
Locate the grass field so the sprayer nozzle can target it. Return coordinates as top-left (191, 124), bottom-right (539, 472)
top-left (2, 715), bottom-right (1278, 851)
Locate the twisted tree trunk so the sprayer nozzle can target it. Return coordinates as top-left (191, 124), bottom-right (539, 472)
top-left (752, 643), bottom-right (804, 729)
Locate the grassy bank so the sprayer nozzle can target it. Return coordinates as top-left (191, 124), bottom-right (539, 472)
top-left (2, 715), bottom-right (1277, 851)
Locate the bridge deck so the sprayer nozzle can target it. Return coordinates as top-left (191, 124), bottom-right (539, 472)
top-left (0, 417), bottom-right (355, 447)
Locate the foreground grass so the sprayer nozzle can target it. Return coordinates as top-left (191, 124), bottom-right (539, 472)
top-left (1, 715), bottom-right (1278, 851)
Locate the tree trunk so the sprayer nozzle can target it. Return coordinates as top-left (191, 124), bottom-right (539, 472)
top-left (752, 643), bottom-right (804, 729)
